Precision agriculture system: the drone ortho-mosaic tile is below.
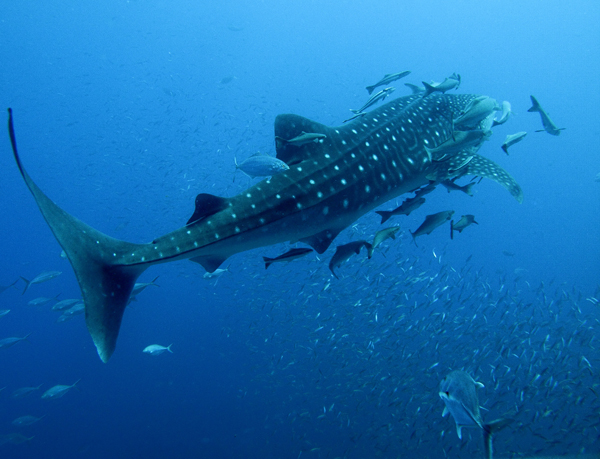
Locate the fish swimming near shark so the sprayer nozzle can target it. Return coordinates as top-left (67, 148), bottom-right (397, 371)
top-left (350, 87), bottom-right (395, 114)
top-left (7, 87), bottom-right (523, 362)
top-left (450, 215), bottom-right (478, 239)
top-left (329, 240), bottom-right (372, 279)
top-left (501, 132), bottom-right (527, 154)
top-left (375, 196), bottom-right (426, 224)
top-left (439, 370), bottom-right (512, 459)
top-left (234, 152), bottom-right (290, 179)
top-left (365, 70), bottom-right (411, 95)
top-left (527, 95), bottom-right (565, 135)
top-left (422, 73), bottom-right (461, 97)
top-left (411, 210), bottom-right (455, 245)
top-left (368, 227), bottom-right (400, 258)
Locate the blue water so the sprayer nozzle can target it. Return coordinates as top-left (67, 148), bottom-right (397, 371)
top-left (1, 1), bottom-right (599, 458)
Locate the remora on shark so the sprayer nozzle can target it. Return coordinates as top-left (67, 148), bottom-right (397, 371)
top-left (7, 91), bottom-right (523, 362)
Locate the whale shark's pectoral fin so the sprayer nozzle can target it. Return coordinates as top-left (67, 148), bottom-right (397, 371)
top-left (463, 153), bottom-right (523, 203)
top-left (8, 109), bottom-right (148, 363)
top-left (274, 114), bottom-right (332, 166)
top-left (299, 228), bottom-right (342, 254)
top-left (189, 256), bottom-right (228, 273)
top-left (427, 150), bottom-right (523, 203)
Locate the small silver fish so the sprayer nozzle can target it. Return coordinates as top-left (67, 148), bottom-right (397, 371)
top-left (528, 95), bottom-right (565, 135)
top-left (441, 179), bottom-right (475, 196)
top-left (52, 298), bottom-right (82, 311)
top-left (350, 87), bottom-right (395, 114)
top-left (411, 211), bottom-right (454, 245)
top-left (27, 293), bottom-right (60, 307)
top-left (0, 309), bottom-right (10, 318)
top-left (0, 279), bottom-right (17, 294)
top-left (131, 276), bottom-right (160, 297)
top-left (20, 271), bottom-right (62, 294)
top-left (501, 132), bottom-right (527, 154)
top-left (329, 240), bottom-right (372, 279)
top-left (366, 70), bottom-right (411, 95)
top-left (492, 101), bottom-right (512, 127)
top-left (12, 415), bottom-right (45, 427)
top-left (143, 344), bottom-right (173, 356)
top-left (376, 196), bottom-right (426, 224)
top-left (11, 384), bottom-right (43, 399)
top-left (451, 215), bottom-right (479, 239)
top-left (275, 131), bottom-right (327, 149)
top-left (41, 379), bottom-right (80, 399)
top-left (422, 74), bottom-right (461, 97)
top-left (234, 153), bottom-right (289, 179)
top-left (439, 370), bottom-right (512, 459)
top-left (368, 227), bottom-right (400, 258)
top-left (0, 333), bottom-right (31, 350)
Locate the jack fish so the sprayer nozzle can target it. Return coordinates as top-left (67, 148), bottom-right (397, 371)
top-left (7, 89), bottom-right (523, 362)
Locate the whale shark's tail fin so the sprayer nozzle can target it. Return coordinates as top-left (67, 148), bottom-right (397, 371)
top-left (8, 109), bottom-right (148, 362)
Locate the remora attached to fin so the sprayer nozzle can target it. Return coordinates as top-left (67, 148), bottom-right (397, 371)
top-left (8, 109), bottom-right (148, 363)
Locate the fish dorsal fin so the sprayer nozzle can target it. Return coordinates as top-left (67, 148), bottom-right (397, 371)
top-left (189, 256), bottom-right (228, 273)
top-left (274, 114), bottom-right (332, 166)
top-left (187, 193), bottom-right (229, 226)
top-left (299, 228), bottom-right (342, 254)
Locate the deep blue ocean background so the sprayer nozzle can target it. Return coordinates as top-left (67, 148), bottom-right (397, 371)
top-left (1, 1), bottom-right (599, 458)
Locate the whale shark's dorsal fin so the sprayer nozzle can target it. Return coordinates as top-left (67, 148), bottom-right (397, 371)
top-left (274, 114), bottom-right (333, 166)
top-left (186, 193), bottom-right (229, 226)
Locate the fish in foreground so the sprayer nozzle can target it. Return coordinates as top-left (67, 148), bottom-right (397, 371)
top-left (492, 101), bottom-right (512, 127)
top-left (131, 276), bottom-right (160, 297)
top-left (528, 95), bottom-right (565, 135)
top-left (451, 215), bottom-right (478, 239)
top-left (263, 248), bottom-right (313, 269)
top-left (20, 271), bottom-right (62, 294)
top-left (411, 211), bottom-right (454, 245)
top-left (0, 433), bottom-right (34, 445)
top-left (376, 196), bottom-right (426, 224)
top-left (275, 132), bottom-right (327, 149)
top-left (234, 152), bottom-right (289, 179)
top-left (11, 384), bottom-right (43, 399)
top-left (368, 227), bottom-right (400, 258)
top-left (440, 179), bottom-right (476, 196)
top-left (501, 132), bottom-right (527, 154)
top-left (329, 240), bottom-right (372, 279)
top-left (350, 87), bottom-right (395, 114)
top-left (8, 89), bottom-right (523, 362)
top-left (0, 333), bottom-right (31, 350)
top-left (41, 379), bottom-right (80, 399)
top-left (27, 293), bottom-right (60, 307)
top-left (0, 279), bottom-right (18, 294)
top-left (143, 344), bottom-right (173, 355)
top-left (12, 415), bottom-right (45, 427)
top-left (439, 370), bottom-right (512, 459)
top-left (422, 73), bottom-right (461, 97)
top-left (365, 70), bottom-right (411, 95)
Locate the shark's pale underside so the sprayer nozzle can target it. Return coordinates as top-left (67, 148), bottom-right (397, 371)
top-left (7, 92), bottom-right (522, 362)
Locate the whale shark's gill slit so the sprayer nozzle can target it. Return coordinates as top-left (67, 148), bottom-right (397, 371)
top-left (8, 108), bottom-right (148, 363)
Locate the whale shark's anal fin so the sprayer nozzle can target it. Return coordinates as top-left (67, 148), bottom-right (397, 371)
top-left (299, 228), bottom-right (342, 254)
top-left (8, 109), bottom-right (147, 362)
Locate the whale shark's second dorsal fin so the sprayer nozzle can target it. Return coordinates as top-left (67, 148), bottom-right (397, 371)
top-left (274, 114), bottom-right (333, 166)
top-left (186, 193), bottom-right (229, 226)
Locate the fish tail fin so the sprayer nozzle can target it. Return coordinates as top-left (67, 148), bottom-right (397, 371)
top-left (375, 210), bottom-right (391, 224)
top-left (263, 257), bottom-right (273, 269)
top-left (410, 231), bottom-right (418, 247)
top-left (150, 276), bottom-right (160, 287)
top-left (20, 276), bottom-right (32, 295)
top-left (483, 418), bottom-right (513, 459)
top-left (465, 182), bottom-right (475, 196)
top-left (527, 95), bottom-right (541, 112)
top-left (9, 109), bottom-right (150, 363)
top-left (349, 109), bottom-right (360, 114)
top-left (422, 81), bottom-right (436, 97)
top-left (24, 332), bottom-right (33, 342)
top-left (365, 85), bottom-right (375, 95)
top-left (167, 344), bottom-right (173, 353)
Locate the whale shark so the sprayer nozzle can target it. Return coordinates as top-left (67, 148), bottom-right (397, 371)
top-left (7, 91), bottom-right (523, 362)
